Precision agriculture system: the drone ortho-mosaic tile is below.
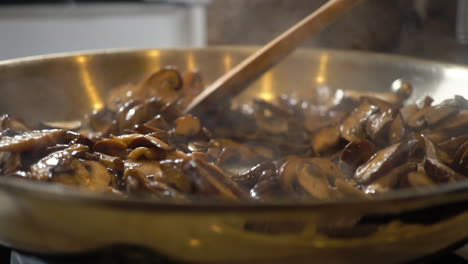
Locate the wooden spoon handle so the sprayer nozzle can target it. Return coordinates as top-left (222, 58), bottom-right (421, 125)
top-left (184, 0), bottom-right (362, 114)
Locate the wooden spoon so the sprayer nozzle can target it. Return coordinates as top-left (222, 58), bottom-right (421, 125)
top-left (184, 0), bottom-right (362, 114)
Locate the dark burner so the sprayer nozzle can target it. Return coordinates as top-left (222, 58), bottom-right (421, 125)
top-left (9, 246), bottom-right (178, 264)
top-left (3, 245), bottom-right (468, 264)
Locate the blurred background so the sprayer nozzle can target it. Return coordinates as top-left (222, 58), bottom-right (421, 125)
top-left (0, 0), bottom-right (465, 64)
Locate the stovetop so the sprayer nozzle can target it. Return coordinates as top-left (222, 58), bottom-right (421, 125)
top-left (1, 245), bottom-right (467, 264)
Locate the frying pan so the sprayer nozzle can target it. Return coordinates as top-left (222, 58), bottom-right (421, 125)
top-left (1, 47), bottom-right (468, 263)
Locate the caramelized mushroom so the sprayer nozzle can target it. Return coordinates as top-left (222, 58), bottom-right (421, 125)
top-left (0, 115), bottom-right (30, 132)
top-left (451, 139), bottom-right (468, 176)
top-left (365, 109), bottom-right (394, 145)
top-left (365, 163), bottom-right (416, 194)
top-left (354, 138), bottom-right (419, 184)
top-left (124, 168), bottom-right (185, 199)
top-left (389, 113), bottom-right (406, 144)
top-left (134, 67), bottom-right (183, 103)
top-left (423, 136), bottom-right (465, 183)
top-left (231, 162), bottom-right (276, 189)
top-left (311, 124), bottom-right (341, 154)
top-left (184, 157), bottom-right (248, 200)
top-left (340, 100), bottom-right (378, 142)
top-left (0, 130), bottom-right (90, 153)
top-left (339, 140), bottom-right (376, 177)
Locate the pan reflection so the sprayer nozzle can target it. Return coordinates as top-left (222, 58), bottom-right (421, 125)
top-left (76, 56), bottom-right (104, 110)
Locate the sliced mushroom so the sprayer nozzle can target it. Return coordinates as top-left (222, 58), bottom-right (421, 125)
top-left (231, 162), bottom-right (276, 189)
top-left (28, 150), bottom-right (111, 192)
top-left (339, 140), bottom-right (376, 177)
top-left (451, 139), bottom-right (468, 176)
top-left (95, 153), bottom-right (124, 173)
top-left (364, 162), bottom-right (416, 194)
top-left (425, 105), bottom-right (459, 127)
top-left (127, 147), bottom-right (165, 160)
top-left (93, 138), bottom-right (127, 157)
top-left (340, 100), bottom-right (378, 142)
top-left (334, 179), bottom-right (367, 199)
top-left (389, 113), bottom-right (406, 145)
top-left (355, 138), bottom-right (419, 184)
top-left (158, 159), bottom-right (193, 193)
top-left (134, 67), bottom-right (183, 103)
top-left (423, 136), bottom-right (465, 183)
top-left (296, 163), bottom-right (335, 200)
top-left (253, 100), bottom-right (289, 135)
top-left (120, 97), bottom-right (166, 132)
top-left (184, 157), bottom-right (248, 200)
top-left (406, 108), bottom-right (428, 129)
top-left (80, 160), bottom-right (112, 191)
top-left (403, 171), bottom-right (436, 188)
top-left (117, 134), bottom-right (171, 151)
top-left (400, 104), bottom-right (418, 125)
top-left (439, 135), bottom-right (468, 155)
top-left (365, 109), bottom-right (394, 145)
top-left (124, 168), bottom-right (185, 200)
top-left (278, 156), bottom-right (304, 193)
top-left (0, 115), bottom-right (30, 132)
top-left (279, 157), bottom-right (345, 200)
top-left (0, 130), bottom-right (91, 153)
top-left (250, 171), bottom-right (283, 200)
top-left (311, 124), bottom-right (341, 155)
top-left (432, 110), bottom-right (468, 137)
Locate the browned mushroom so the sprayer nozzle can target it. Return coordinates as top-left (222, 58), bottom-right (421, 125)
top-left (400, 104), bottom-right (419, 126)
top-left (423, 136), bottom-right (465, 183)
top-left (184, 157), bottom-right (248, 200)
top-left (364, 162), bottom-right (416, 194)
top-left (439, 135), bottom-right (468, 155)
top-left (425, 105), bottom-right (459, 127)
top-left (0, 115), bottom-right (30, 132)
top-left (124, 168), bottom-right (185, 199)
top-left (432, 110), bottom-right (468, 137)
top-left (354, 138), bottom-right (419, 184)
top-left (296, 162), bottom-right (335, 200)
top-left (134, 67), bottom-right (183, 103)
top-left (0, 129), bottom-right (91, 153)
top-left (231, 162), bottom-right (276, 189)
top-left (127, 147), bottom-right (164, 160)
top-left (365, 108), bottom-right (394, 145)
top-left (340, 100), bottom-right (378, 142)
top-left (339, 140), bottom-right (376, 177)
top-left (389, 113), bottom-right (406, 144)
top-left (450, 139), bottom-right (468, 176)
top-left (404, 171), bottom-right (436, 188)
top-left (250, 170), bottom-right (283, 200)
top-left (311, 124), bottom-right (341, 154)
top-left (253, 99), bottom-right (289, 135)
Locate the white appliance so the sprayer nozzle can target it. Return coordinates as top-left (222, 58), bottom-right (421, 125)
top-left (0, 0), bottom-right (209, 60)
